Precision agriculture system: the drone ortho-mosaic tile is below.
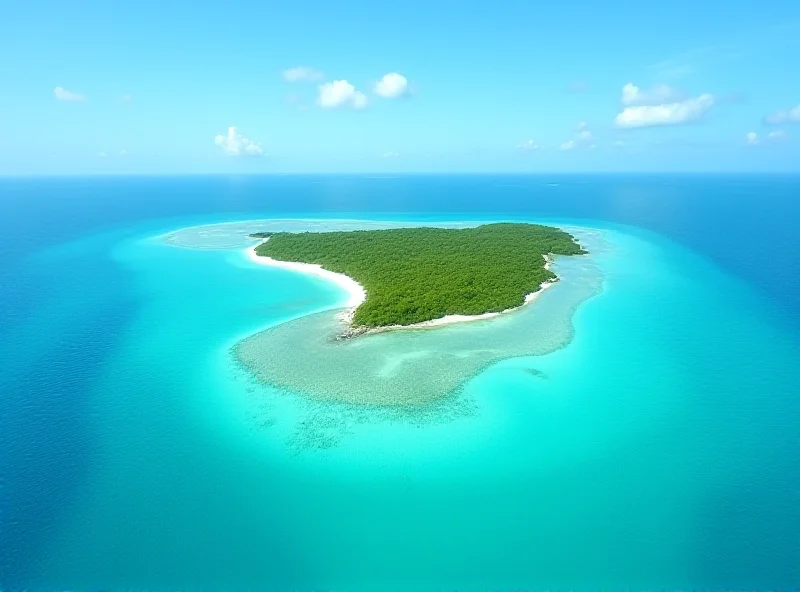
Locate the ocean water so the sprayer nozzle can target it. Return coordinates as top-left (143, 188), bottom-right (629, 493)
top-left (1, 175), bottom-right (799, 591)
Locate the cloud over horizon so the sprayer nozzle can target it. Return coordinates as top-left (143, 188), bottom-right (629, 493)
top-left (560, 121), bottom-right (594, 150)
top-left (517, 139), bottom-right (539, 151)
top-left (616, 85), bottom-right (715, 128)
top-left (214, 126), bottom-right (264, 156)
top-left (745, 130), bottom-right (788, 145)
top-left (54, 86), bottom-right (86, 102)
top-left (764, 105), bottom-right (800, 125)
top-left (621, 83), bottom-right (684, 106)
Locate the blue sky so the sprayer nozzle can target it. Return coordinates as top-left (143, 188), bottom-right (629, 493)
top-left (1, 0), bottom-right (799, 174)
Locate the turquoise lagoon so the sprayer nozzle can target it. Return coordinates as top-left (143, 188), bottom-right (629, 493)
top-left (6, 213), bottom-right (795, 591)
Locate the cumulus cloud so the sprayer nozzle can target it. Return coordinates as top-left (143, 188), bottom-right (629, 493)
top-left (764, 105), bottom-right (800, 125)
top-left (54, 86), bottom-right (86, 102)
top-left (517, 139), bottom-right (539, 151)
top-left (283, 66), bottom-right (323, 83)
top-left (374, 73), bottom-right (409, 98)
top-left (382, 151), bottom-right (401, 158)
top-left (745, 130), bottom-right (787, 146)
top-left (615, 93), bottom-right (715, 128)
top-left (214, 126), bottom-right (264, 156)
top-left (560, 122), bottom-right (594, 150)
top-left (318, 80), bottom-right (368, 109)
top-left (621, 83), bottom-right (684, 106)
top-left (575, 121), bottom-right (593, 142)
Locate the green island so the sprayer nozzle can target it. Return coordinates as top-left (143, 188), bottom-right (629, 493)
top-left (253, 223), bottom-right (586, 327)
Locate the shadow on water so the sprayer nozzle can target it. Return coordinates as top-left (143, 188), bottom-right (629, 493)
top-left (0, 247), bottom-right (137, 586)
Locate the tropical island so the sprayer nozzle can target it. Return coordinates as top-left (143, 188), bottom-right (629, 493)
top-left (250, 223), bottom-right (586, 329)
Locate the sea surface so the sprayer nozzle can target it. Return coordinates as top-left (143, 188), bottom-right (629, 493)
top-left (1, 175), bottom-right (799, 591)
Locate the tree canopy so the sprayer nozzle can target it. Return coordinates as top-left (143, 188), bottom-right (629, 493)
top-left (255, 223), bottom-right (586, 327)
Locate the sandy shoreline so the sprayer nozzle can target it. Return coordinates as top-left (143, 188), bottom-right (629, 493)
top-left (245, 243), bottom-right (554, 334)
top-left (246, 244), bottom-right (366, 307)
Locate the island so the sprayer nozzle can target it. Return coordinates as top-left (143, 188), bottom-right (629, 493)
top-left (250, 223), bottom-right (586, 329)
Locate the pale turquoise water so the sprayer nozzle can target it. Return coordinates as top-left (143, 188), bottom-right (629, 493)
top-left (15, 216), bottom-right (798, 590)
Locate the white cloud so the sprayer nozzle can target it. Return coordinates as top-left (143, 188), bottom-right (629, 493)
top-left (382, 151), bottom-right (401, 158)
top-left (97, 151), bottom-right (108, 158)
top-left (283, 66), bottom-right (323, 83)
top-left (374, 73), bottom-right (409, 98)
top-left (574, 121), bottom-right (594, 141)
top-left (54, 86), bottom-right (86, 102)
top-left (214, 126), bottom-right (264, 156)
top-left (121, 94), bottom-right (133, 103)
top-left (318, 80), bottom-right (368, 109)
top-left (621, 83), bottom-right (683, 106)
top-left (517, 139), bottom-right (539, 151)
top-left (560, 122), bottom-right (594, 150)
top-left (613, 140), bottom-right (626, 148)
top-left (120, 148), bottom-right (130, 156)
top-left (745, 130), bottom-right (787, 146)
top-left (615, 93), bottom-right (715, 128)
top-left (764, 105), bottom-right (800, 125)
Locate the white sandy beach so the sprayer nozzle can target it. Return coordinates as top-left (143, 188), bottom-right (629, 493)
top-left (246, 244), bottom-right (366, 308)
top-left (407, 277), bottom-right (555, 329)
top-left (246, 243), bottom-right (554, 332)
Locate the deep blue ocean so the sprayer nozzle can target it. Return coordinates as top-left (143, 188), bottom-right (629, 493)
top-left (1, 175), bottom-right (798, 591)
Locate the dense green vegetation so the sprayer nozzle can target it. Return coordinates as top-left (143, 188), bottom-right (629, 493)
top-left (248, 232), bottom-right (274, 239)
top-left (255, 223), bottom-right (586, 327)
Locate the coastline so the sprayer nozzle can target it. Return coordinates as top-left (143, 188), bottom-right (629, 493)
top-left (245, 243), bottom-right (555, 336)
top-left (246, 244), bottom-right (366, 308)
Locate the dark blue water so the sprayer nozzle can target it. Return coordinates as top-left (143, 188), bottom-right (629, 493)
top-left (1, 175), bottom-right (798, 590)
